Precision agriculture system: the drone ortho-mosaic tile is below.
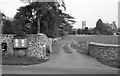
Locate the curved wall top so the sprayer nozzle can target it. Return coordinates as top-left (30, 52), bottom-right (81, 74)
top-left (89, 42), bottom-right (120, 47)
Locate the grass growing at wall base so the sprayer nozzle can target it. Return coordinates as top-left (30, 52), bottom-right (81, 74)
top-left (97, 58), bottom-right (120, 69)
top-left (62, 41), bottom-right (72, 54)
top-left (2, 54), bottom-right (49, 65)
top-left (70, 41), bottom-right (88, 55)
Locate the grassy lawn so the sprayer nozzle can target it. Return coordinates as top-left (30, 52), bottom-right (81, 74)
top-left (75, 35), bottom-right (119, 44)
top-left (2, 54), bottom-right (49, 66)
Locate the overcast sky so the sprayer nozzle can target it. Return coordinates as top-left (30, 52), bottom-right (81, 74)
top-left (0, 0), bottom-right (119, 28)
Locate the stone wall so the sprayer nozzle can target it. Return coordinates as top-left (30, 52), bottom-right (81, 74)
top-left (0, 34), bottom-right (52, 59)
top-left (71, 40), bottom-right (119, 61)
top-left (88, 43), bottom-right (119, 61)
top-left (70, 40), bottom-right (120, 68)
top-left (88, 43), bottom-right (120, 68)
top-left (0, 34), bottom-right (14, 54)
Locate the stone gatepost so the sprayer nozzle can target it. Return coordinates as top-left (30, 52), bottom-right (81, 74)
top-left (37, 33), bottom-right (47, 59)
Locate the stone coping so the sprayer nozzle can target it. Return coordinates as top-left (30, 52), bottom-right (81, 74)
top-left (89, 42), bottom-right (120, 47)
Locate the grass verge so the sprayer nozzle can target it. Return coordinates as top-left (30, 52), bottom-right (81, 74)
top-left (62, 41), bottom-right (72, 54)
top-left (70, 41), bottom-right (88, 54)
top-left (2, 54), bottom-right (49, 66)
top-left (97, 58), bottom-right (120, 69)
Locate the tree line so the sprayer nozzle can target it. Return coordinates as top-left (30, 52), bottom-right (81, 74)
top-left (1, 1), bottom-right (119, 36)
top-left (77, 19), bottom-right (119, 35)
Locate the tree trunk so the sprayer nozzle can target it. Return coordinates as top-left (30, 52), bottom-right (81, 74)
top-left (37, 12), bottom-right (40, 34)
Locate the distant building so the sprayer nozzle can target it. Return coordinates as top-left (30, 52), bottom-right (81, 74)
top-left (82, 21), bottom-right (86, 29)
top-left (106, 21), bottom-right (117, 30)
top-left (111, 21), bottom-right (117, 30)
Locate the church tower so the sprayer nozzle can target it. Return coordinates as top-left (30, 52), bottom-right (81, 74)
top-left (82, 21), bottom-right (86, 29)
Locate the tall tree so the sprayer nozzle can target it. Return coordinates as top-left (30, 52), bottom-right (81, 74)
top-left (84, 27), bottom-right (89, 35)
top-left (96, 19), bottom-right (103, 31)
top-left (77, 28), bottom-right (83, 34)
top-left (1, 13), bottom-right (14, 34)
top-left (95, 19), bottom-right (113, 35)
top-left (13, 1), bottom-right (75, 38)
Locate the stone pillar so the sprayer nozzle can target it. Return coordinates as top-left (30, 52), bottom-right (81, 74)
top-left (49, 38), bottom-right (52, 53)
top-left (43, 44), bottom-right (46, 59)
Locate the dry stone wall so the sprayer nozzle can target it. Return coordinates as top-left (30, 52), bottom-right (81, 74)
top-left (0, 34), bottom-right (51, 59)
top-left (70, 40), bottom-right (120, 68)
top-left (88, 44), bottom-right (119, 61)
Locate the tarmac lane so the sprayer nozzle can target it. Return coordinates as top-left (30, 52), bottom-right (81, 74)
top-left (2, 65), bottom-right (119, 74)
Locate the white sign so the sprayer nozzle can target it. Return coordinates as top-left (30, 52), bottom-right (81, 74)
top-left (14, 39), bottom-right (19, 47)
top-left (14, 39), bottom-right (27, 48)
top-left (21, 39), bottom-right (26, 47)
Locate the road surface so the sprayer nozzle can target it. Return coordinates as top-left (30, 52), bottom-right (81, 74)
top-left (2, 36), bottom-right (119, 74)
